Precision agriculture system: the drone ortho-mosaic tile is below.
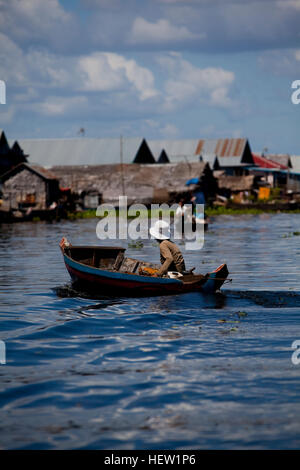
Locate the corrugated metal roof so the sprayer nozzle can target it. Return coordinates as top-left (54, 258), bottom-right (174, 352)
top-left (148, 139), bottom-right (199, 160)
top-left (291, 155), bottom-right (300, 174)
top-left (148, 138), bottom-right (251, 166)
top-left (0, 162), bottom-right (58, 182)
top-left (166, 153), bottom-right (202, 164)
top-left (252, 153), bottom-right (287, 169)
top-left (30, 165), bottom-right (58, 180)
top-left (265, 154), bottom-right (292, 168)
top-left (200, 153), bottom-right (219, 169)
top-left (196, 138), bottom-right (247, 157)
top-left (12, 137), bottom-right (146, 168)
top-left (12, 135), bottom-right (252, 168)
top-left (217, 157), bottom-right (249, 167)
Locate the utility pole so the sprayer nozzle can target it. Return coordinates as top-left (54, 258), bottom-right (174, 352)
top-left (184, 155), bottom-right (192, 176)
top-left (119, 136), bottom-right (127, 233)
top-left (120, 135), bottom-right (125, 197)
top-left (287, 155), bottom-right (290, 191)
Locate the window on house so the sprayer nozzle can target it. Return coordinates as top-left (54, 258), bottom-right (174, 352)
top-left (25, 193), bottom-right (36, 204)
top-left (19, 193), bottom-right (36, 208)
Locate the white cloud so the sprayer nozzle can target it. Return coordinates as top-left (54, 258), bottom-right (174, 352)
top-left (0, 33), bottom-right (27, 84)
top-left (14, 87), bottom-right (39, 103)
top-left (1, 0), bottom-right (300, 57)
top-left (78, 54), bottom-right (125, 92)
top-left (82, 0), bottom-right (121, 6)
top-left (0, 29), bottom-right (236, 130)
top-left (0, 104), bottom-right (15, 124)
top-left (104, 53), bottom-right (158, 100)
top-left (0, 33), bottom-right (76, 89)
top-left (0, 0), bottom-right (74, 47)
top-left (258, 48), bottom-right (300, 76)
top-left (277, 0), bottom-right (300, 10)
top-left (0, 37), bottom-right (235, 122)
top-left (158, 54), bottom-right (235, 109)
top-left (0, 33), bottom-right (158, 105)
top-left (130, 17), bottom-right (202, 44)
top-left (78, 52), bottom-right (158, 100)
top-left (160, 123), bottom-right (180, 138)
top-left (210, 86), bottom-right (234, 108)
top-left (37, 96), bottom-right (88, 116)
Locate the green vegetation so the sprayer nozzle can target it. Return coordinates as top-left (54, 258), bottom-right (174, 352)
top-left (282, 231), bottom-right (300, 238)
top-left (128, 240), bottom-right (144, 249)
top-left (65, 204), bottom-right (300, 221)
top-left (236, 311), bottom-right (248, 318)
top-left (269, 187), bottom-right (282, 201)
top-left (206, 206), bottom-right (300, 216)
top-left (66, 209), bottom-right (97, 220)
top-left (217, 310), bottom-right (248, 334)
top-left (205, 206), bottom-right (267, 216)
top-left (66, 207), bottom-right (177, 221)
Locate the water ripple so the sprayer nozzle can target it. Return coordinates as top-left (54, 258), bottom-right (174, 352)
top-left (0, 215), bottom-right (300, 449)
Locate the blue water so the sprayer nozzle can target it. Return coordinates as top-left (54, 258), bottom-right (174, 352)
top-left (0, 214), bottom-right (300, 449)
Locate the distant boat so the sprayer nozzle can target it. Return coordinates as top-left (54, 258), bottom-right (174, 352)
top-left (60, 237), bottom-right (229, 297)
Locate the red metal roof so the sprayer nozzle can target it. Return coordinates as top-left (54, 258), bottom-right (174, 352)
top-left (252, 153), bottom-right (287, 170)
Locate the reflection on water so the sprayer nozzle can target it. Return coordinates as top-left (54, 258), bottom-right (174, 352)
top-left (0, 214), bottom-right (300, 449)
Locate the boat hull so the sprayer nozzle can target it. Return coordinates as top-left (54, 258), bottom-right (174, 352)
top-left (63, 251), bottom-right (229, 297)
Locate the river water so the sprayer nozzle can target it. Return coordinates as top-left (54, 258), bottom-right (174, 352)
top-left (0, 213), bottom-right (300, 449)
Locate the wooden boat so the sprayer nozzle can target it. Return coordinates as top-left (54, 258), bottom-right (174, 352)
top-left (59, 237), bottom-right (229, 296)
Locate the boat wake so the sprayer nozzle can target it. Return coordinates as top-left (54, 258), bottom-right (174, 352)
top-left (53, 284), bottom-right (300, 311)
top-left (226, 289), bottom-right (300, 308)
top-left (52, 284), bottom-right (124, 302)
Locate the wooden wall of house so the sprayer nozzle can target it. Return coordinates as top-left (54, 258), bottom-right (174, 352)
top-left (1, 169), bottom-right (47, 211)
top-left (47, 179), bottom-right (60, 206)
top-left (287, 174), bottom-right (300, 192)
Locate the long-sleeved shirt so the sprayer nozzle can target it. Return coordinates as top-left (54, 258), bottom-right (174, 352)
top-left (157, 239), bottom-right (186, 276)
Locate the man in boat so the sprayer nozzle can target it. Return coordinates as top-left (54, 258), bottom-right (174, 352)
top-left (149, 220), bottom-right (186, 277)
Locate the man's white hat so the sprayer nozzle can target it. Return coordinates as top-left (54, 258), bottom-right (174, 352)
top-left (149, 220), bottom-right (170, 240)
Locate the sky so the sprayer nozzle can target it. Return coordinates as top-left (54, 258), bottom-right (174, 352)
top-left (0, 0), bottom-right (300, 154)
